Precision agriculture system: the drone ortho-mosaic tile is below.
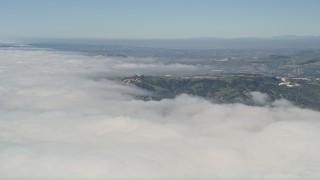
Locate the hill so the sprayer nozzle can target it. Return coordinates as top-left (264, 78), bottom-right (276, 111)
top-left (120, 74), bottom-right (320, 110)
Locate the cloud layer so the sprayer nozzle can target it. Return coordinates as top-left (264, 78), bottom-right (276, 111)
top-left (0, 47), bottom-right (320, 179)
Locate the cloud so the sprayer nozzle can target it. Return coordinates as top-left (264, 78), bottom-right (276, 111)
top-left (0, 47), bottom-right (320, 179)
top-left (250, 91), bottom-right (270, 106)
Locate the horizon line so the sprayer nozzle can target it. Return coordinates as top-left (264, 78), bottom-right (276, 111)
top-left (1, 34), bottom-right (320, 42)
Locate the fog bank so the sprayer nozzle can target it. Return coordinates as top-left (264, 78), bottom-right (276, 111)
top-left (0, 47), bottom-right (320, 179)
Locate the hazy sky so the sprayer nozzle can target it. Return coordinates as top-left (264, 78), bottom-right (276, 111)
top-left (1, 0), bottom-right (320, 39)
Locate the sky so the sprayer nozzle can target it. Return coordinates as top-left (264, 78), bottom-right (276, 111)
top-left (1, 0), bottom-right (320, 39)
top-left (1, 1), bottom-right (320, 178)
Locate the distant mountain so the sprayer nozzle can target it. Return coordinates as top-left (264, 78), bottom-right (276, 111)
top-left (29, 36), bottom-right (320, 49)
top-left (270, 35), bottom-right (320, 40)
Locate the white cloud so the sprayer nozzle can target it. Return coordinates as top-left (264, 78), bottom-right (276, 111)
top-left (0, 47), bottom-right (320, 179)
top-left (250, 91), bottom-right (270, 106)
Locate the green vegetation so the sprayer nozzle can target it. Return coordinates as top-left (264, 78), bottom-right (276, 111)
top-left (121, 74), bottom-right (320, 110)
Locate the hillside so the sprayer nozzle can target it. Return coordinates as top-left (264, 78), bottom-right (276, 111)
top-left (121, 74), bottom-right (320, 110)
